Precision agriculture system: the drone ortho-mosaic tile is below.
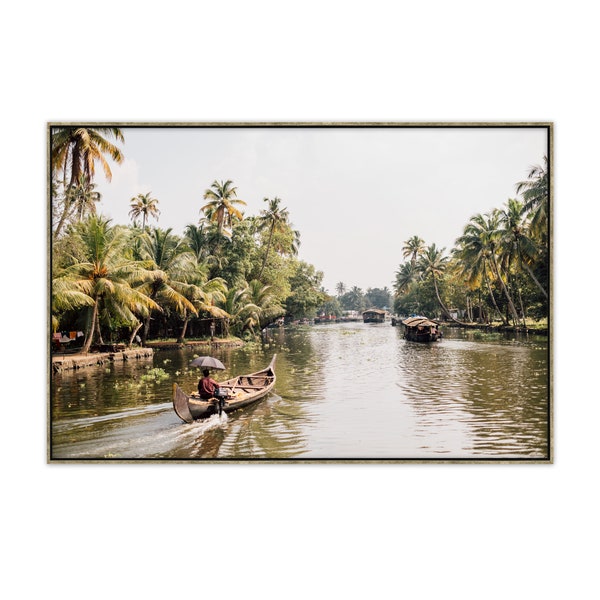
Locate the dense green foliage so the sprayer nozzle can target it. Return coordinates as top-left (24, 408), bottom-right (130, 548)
top-left (51, 127), bottom-right (549, 347)
top-left (392, 157), bottom-right (550, 327)
top-left (51, 128), bottom-right (327, 348)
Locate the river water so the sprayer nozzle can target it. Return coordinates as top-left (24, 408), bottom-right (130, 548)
top-left (50, 322), bottom-right (550, 461)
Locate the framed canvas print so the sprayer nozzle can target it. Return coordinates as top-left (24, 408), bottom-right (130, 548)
top-left (48, 122), bottom-right (552, 463)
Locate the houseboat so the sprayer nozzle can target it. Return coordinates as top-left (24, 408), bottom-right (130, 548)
top-left (401, 316), bottom-right (442, 342)
top-left (362, 308), bottom-right (386, 323)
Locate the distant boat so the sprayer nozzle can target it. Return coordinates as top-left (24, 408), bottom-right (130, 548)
top-left (401, 316), bottom-right (442, 343)
top-left (362, 308), bottom-right (386, 323)
top-left (173, 355), bottom-right (276, 423)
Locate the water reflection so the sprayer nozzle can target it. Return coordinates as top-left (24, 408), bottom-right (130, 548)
top-left (50, 323), bottom-right (550, 460)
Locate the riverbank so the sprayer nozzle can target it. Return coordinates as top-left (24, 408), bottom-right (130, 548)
top-left (145, 337), bottom-right (244, 350)
top-left (52, 347), bottom-right (154, 373)
top-left (51, 338), bottom-right (245, 374)
top-left (442, 322), bottom-right (548, 336)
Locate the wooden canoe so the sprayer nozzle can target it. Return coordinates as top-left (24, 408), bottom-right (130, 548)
top-left (173, 354), bottom-right (277, 423)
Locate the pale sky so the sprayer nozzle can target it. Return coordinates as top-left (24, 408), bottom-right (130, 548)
top-left (91, 125), bottom-right (548, 294)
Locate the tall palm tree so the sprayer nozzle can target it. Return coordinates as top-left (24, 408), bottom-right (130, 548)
top-left (255, 197), bottom-right (298, 279)
top-left (499, 198), bottom-right (548, 299)
top-left (59, 216), bottom-right (160, 353)
top-left (402, 236), bottom-right (426, 265)
top-left (53, 174), bottom-right (102, 233)
top-left (417, 244), bottom-right (463, 322)
top-left (51, 126), bottom-right (125, 238)
top-left (515, 156), bottom-right (549, 239)
top-left (457, 212), bottom-right (520, 326)
top-left (335, 282), bottom-right (346, 297)
top-left (129, 192), bottom-right (160, 228)
top-left (51, 126), bottom-right (125, 187)
top-left (453, 220), bottom-right (506, 324)
top-left (394, 262), bottom-right (419, 294)
top-left (201, 179), bottom-right (246, 237)
top-left (67, 175), bottom-right (102, 221)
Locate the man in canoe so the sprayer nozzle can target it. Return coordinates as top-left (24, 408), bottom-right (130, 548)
top-left (198, 369), bottom-right (219, 399)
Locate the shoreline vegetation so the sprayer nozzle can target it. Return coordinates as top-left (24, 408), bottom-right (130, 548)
top-left (51, 127), bottom-right (549, 366)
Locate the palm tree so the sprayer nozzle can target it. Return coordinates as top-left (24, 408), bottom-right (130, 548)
top-left (51, 275), bottom-right (95, 333)
top-left (499, 198), bottom-right (548, 299)
top-left (417, 244), bottom-right (463, 322)
top-left (347, 286), bottom-right (364, 312)
top-left (59, 216), bottom-right (160, 353)
top-left (218, 286), bottom-right (259, 338)
top-left (255, 197), bottom-right (298, 279)
top-left (66, 174), bottom-right (102, 222)
top-left (245, 279), bottom-right (283, 332)
top-left (184, 223), bottom-right (210, 263)
top-left (394, 262), bottom-right (419, 294)
top-left (53, 175), bottom-right (101, 233)
top-left (201, 179), bottom-right (246, 237)
top-left (515, 156), bottom-right (549, 239)
top-left (402, 236), bottom-right (426, 265)
top-left (335, 282), bottom-right (346, 297)
top-left (51, 127), bottom-right (125, 238)
top-left (453, 220), bottom-right (506, 325)
top-left (177, 274), bottom-right (228, 343)
top-left (129, 192), bottom-right (160, 228)
top-left (457, 212), bottom-right (520, 326)
top-left (135, 228), bottom-right (199, 342)
top-left (51, 126), bottom-right (125, 188)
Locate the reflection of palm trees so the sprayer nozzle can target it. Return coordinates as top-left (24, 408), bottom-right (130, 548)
top-left (191, 337), bottom-right (321, 458)
top-left (397, 335), bottom-right (549, 457)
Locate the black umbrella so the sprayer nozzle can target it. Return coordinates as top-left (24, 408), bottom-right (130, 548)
top-left (190, 356), bottom-right (226, 370)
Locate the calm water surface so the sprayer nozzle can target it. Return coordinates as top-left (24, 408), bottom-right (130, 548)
top-left (50, 322), bottom-right (550, 460)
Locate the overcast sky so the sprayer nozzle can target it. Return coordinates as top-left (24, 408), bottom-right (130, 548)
top-left (90, 125), bottom-right (548, 294)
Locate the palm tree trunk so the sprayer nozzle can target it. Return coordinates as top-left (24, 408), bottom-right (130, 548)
top-left (520, 256), bottom-right (548, 299)
top-left (82, 299), bottom-right (100, 353)
top-left (432, 277), bottom-right (467, 325)
top-left (485, 278), bottom-right (508, 325)
top-left (128, 321), bottom-right (143, 347)
top-left (142, 316), bottom-right (151, 345)
top-left (491, 256), bottom-right (520, 326)
top-left (178, 314), bottom-right (189, 344)
top-left (54, 193), bottom-right (76, 239)
top-left (516, 286), bottom-right (527, 329)
top-left (258, 224), bottom-right (275, 279)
